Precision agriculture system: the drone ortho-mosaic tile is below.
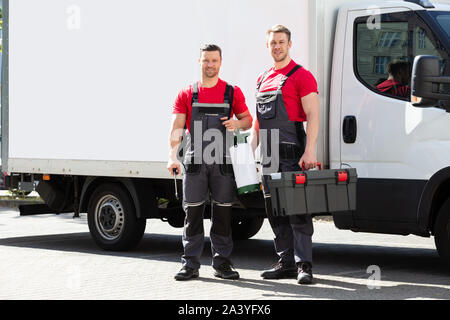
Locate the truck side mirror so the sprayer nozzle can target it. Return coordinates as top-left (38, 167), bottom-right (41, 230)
top-left (411, 55), bottom-right (450, 110)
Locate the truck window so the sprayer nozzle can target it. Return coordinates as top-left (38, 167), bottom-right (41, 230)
top-left (429, 12), bottom-right (450, 96)
top-left (354, 11), bottom-right (447, 101)
top-left (433, 13), bottom-right (450, 39)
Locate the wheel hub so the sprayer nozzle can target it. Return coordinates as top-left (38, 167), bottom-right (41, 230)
top-left (99, 205), bottom-right (117, 231)
top-left (95, 195), bottom-right (124, 240)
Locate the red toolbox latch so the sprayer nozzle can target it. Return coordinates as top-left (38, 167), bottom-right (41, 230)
top-left (337, 171), bottom-right (348, 183)
top-left (295, 173), bottom-right (306, 185)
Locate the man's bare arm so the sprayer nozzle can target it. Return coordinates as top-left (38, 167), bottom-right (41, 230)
top-left (299, 92), bottom-right (320, 170)
top-left (167, 113), bottom-right (187, 175)
top-left (249, 118), bottom-right (260, 153)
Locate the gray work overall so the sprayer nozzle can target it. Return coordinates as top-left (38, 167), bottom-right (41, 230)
top-left (181, 82), bottom-right (237, 270)
top-left (256, 64), bottom-right (314, 266)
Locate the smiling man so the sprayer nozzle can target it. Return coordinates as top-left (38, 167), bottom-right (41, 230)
top-left (251, 25), bottom-right (320, 285)
top-left (168, 44), bottom-right (252, 281)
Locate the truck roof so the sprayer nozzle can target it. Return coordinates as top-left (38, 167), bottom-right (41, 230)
top-left (431, 3), bottom-right (450, 10)
top-left (339, 0), bottom-right (449, 11)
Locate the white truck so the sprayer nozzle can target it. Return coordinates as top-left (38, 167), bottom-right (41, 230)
top-left (2, 0), bottom-right (450, 263)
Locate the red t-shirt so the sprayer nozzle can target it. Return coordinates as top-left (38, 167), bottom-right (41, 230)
top-left (172, 79), bottom-right (249, 132)
top-left (377, 79), bottom-right (410, 98)
top-left (257, 60), bottom-right (318, 122)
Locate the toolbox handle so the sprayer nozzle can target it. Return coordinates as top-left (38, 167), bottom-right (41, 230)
top-left (301, 162), bottom-right (322, 171)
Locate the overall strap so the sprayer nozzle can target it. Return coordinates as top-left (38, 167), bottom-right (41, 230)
top-left (192, 82), bottom-right (233, 106)
top-left (192, 82), bottom-right (199, 104)
top-left (224, 83), bottom-right (234, 119)
top-left (278, 64), bottom-right (302, 90)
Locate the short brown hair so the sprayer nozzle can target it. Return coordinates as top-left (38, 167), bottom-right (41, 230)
top-left (200, 44), bottom-right (222, 59)
top-left (266, 25), bottom-right (291, 42)
top-left (387, 60), bottom-right (412, 85)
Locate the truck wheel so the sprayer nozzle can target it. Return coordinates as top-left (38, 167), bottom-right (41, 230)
top-left (231, 217), bottom-right (264, 241)
top-left (434, 198), bottom-right (450, 266)
top-left (87, 183), bottom-right (146, 251)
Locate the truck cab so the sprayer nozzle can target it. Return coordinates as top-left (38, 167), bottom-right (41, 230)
top-left (327, 0), bottom-right (450, 262)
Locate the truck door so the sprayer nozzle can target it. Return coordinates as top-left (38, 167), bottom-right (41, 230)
top-left (340, 8), bottom-right (450, 231)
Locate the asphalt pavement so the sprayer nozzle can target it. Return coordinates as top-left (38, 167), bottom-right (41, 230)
top-left (0, 206), bottom-right (449, 300)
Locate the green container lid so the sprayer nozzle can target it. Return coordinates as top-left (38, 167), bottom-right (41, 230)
top-left (237, 184), bottom-right (261, 195)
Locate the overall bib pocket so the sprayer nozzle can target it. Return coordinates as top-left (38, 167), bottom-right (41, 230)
top-left (257, 102), bottom-right (277, 119)
top-left (256, 91), bottom-right (278, 120)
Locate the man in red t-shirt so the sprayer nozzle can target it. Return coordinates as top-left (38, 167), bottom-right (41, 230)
top-left (251, 25), bottom-right (320, 285)
top-left (376, 60), bottom-right (411, 98)
top-left (168, 44), bottom-right (252, 281)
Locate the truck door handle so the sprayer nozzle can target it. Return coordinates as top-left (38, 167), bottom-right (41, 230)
top-left (343, 116), bottom-right (357, 144)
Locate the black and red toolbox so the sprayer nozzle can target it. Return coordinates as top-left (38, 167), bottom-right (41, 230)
top-left (266, 164), bottom-right (357, 216)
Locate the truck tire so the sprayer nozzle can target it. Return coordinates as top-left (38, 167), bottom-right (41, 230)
top-left (87, 183), bottom-right (146, 251)
top-left (434, 198), bottom-right (450, 266)
top-left (231, 217), bottom-right (264, 241)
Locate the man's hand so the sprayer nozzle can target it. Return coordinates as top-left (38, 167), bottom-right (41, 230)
top-left (299, 150), bottom-right (317, 170)
top-left (221, 117), bottom-right (241, 131)
top-left (167, 159), bottom-right (182, 176)
top-left (221, 111), bottom-right (252, 132)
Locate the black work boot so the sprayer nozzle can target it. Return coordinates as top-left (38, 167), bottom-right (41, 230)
top-left (174, 266), bottom-right (199, 281)
top-left (297, 262), bottom-right (313, 284)
top-left (213, 262), bottom-right (240, 280)
top-left (260, 262), bottom-right (298, 279)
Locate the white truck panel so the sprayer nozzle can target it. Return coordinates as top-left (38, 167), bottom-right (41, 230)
top-left (7, 0), bottom-right (310, 176)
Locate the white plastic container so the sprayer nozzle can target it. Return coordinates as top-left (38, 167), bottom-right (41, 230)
top-left (229, 133), bottom-right (260, 195)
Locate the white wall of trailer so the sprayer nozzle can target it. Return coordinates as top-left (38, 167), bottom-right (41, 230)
top-left (7, 0), bottom-right (310, 176)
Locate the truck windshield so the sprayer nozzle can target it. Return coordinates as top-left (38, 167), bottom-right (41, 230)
top-left (430, 12), bottom-right (450, 39)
